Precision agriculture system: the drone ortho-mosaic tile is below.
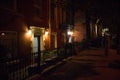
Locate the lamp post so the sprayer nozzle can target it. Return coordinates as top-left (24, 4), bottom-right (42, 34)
top-left (67, 29), bottom-right (73, 43)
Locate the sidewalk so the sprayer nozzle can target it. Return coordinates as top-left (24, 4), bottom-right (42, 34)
top-left (72, 48), bottom-right (120, 80)
top-left (27, 48), bottom-right (120, 80)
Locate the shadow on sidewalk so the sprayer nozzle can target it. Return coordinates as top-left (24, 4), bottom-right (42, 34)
top-left (43, 62), bottom-right (100, 80)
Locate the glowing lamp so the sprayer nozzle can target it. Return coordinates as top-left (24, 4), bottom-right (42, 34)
top-left (67, 31), bottom-right (73, 36)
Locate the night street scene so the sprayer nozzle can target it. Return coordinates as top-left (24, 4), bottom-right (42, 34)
top-left (0, 0), bottom-right (120, 80)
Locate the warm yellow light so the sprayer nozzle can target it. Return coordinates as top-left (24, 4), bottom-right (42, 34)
top-left (71, 31), bottom-right (73, 35)
top-left (45, 31), bottom-right (48, 35)
top-left (26, 29), bottom-right (32, 37)
top-left (67, 31), bottom-right (73, 36)
top-left (44, 29), bottom-right (49, 37)
top-left (27, 29), bottom-right (32, 35)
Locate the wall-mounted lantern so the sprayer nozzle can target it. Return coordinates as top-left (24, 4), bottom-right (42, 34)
top-left (27, 29), bottom-right (32, 35)
top-left (45, 29), bottom-right (49, 36)
top-left (26, 27), bottom-right (32, 36)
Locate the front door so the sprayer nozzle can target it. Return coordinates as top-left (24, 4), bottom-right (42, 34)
top-left (33, 36), bottom-right (40, 66)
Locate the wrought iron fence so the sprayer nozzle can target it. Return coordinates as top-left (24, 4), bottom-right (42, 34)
top-left (0, 54), bottom-right (32, 80)
top-left (0, 46), bottom-right (75, 80)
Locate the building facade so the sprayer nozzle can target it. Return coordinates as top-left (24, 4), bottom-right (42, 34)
top-left (0, 0), bottom-right (89, 57)
top-left (0, 0), bottom-right (73, 65)
top-left (0, 0), bottom-right (47, 62)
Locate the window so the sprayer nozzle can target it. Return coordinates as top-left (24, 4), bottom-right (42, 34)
top-left (34, 7), bottom-right (41, 17)
top-left (33, 0), bottom-right (43, 17)
top-left (0, 31), bottom-right (17, 57)
top-left (51, 0), bottom-right (55, 19)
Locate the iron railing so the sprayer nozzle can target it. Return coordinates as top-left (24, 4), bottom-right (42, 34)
top-left (0, 46), bottom-right (75, 80)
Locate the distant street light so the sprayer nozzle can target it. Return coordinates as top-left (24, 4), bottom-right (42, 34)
top-left (67, 30), bottom-right (73, 36)
top-left (67, 29), bottom-right (73, 43)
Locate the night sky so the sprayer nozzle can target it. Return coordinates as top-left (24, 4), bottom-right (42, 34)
top-left (74, 0), bottom-right (120, 29)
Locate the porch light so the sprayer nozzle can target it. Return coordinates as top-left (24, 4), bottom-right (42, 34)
top-left (45, 31), bottom-right (48, 35)
top-left (26, 26), bottom-right (32, 37)
top-left (45, 29), bottom-right (49, 36)
top-left (27, 29), bottom-right (32, 35)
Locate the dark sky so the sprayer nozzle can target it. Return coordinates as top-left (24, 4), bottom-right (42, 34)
top-left (75, 0), bottom-right (119, 16)
top-left (74, 0), bottom-right (120, 27)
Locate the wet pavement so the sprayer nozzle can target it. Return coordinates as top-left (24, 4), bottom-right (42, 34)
top-left (27, 48), bottom-right (120, 80)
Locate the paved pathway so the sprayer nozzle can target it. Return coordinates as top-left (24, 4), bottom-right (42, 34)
top-left (28, 48), bottom-right (120, 80)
